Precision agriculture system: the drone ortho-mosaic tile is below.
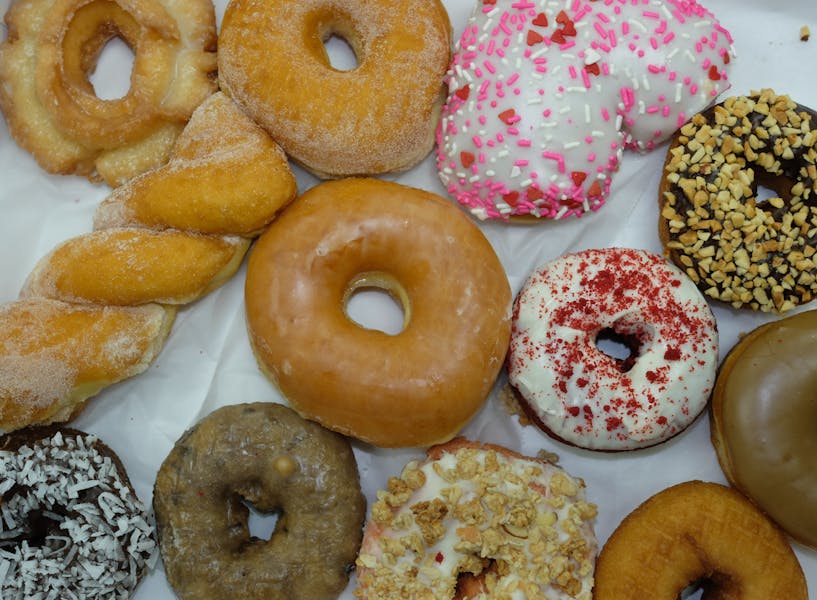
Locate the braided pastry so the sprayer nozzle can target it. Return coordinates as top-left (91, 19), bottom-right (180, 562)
top-left (0, 92), bottom-right (297, 432)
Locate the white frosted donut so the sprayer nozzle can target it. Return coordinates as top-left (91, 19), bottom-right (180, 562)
top-left (355, 438), bottom-right (598, 599)
top-left (436, 0), bottom-right (735, 220)
top-left (507, 247), bottom-right (718, 451)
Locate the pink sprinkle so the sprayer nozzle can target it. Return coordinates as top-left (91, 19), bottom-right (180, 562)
top-left (472, 136), bottom-right (483, 148)
top-left (507, 73), bottom-right (520, 86)
top-left (484, 61), bottom-right (496, 74)
top-left (569, 65), bottom-right (578, 79)
top-left (587, 152), bottom-right (596, 162)
top-left (542, 151), bottom-right (566, 173)
top-left (601, 107), bottom-right (610, 121)
top-left (594, 22), bottom-right (609, 38)
top-left (514, 159), bottom-right (529, 166)
top-left (650, 37), bottom-right (658, 50)
top-left (662, 105), bottom-right (671, 117)
top-left (690, 83), bottom-right (698, 95)
top-left (518, 139), bottom-right (532, 147)
top-left (508, 127), bottom-right (520, 135)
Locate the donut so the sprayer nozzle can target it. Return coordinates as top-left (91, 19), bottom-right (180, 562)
top-left (244, 177), bottom-right (512, 448)
top-left (507, 247), bottom-right (718, 451)
top-left (594, 481), bottom-right (808, 599)
top-left (0, 0), bottom-right (218, 186)
top-left (153, 402), bottom-right (366, 600)
top-left (0, 426), bottom-right (158, 597)
top-left (354, 437), bottom-right (598, 599)
top-left (659, 89), bottom-right (817, 312)
top-left (0, 92), bottom-right (297, 432)
top-left (436, 0), bottom-right (735, 221)
top-left (710, 309), bottom-right (817, 549)
top-left (218, 0), bottom-right (452, 178)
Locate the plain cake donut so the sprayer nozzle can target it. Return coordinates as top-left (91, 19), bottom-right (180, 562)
top-left (153, 403), bottom-right (366, 600)
top-left (594, 481), bottom-right (807, 599)
top-left (244, 178), bottom-right (512, 448)
top-left (218, 0), bottom-right (452, 178)
top-left (507, 248), bottom-right (718, 451)
top-left (710, 309), bottom-right (817, 549)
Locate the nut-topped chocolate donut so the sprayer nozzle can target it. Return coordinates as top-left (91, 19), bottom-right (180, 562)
top-left (659, 89), bottom-right (817, 312)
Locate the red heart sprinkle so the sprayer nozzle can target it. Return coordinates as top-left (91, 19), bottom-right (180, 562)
top-left (461, 151), bottom-right (475, 168)
top-left (556, 10), bottom-right (569, 24)
top-left (532, 12), bottom-right (548, 27)
top-left (585, 62), bottom-right (600, 76)
top-left (588, 181), bottom-right (603, 197)
top-left (527, 30), bottom-right (544, 46)
top-left (551, 30), bottom-right (566, 45)
top-left (571, 171), bottom-right (587, 186)
top-left (498, 109), bottom-right (517, 124)
top-left (455, 85), bottom-right (470, 101)
top-left (503, 191), bottom-right (520, 206)
top-left (527, 186), bottom-right (544, 201)
top-left (708, 65), bottom-right (721, 81)
top-left (723, 53), bottom-right (730, 65)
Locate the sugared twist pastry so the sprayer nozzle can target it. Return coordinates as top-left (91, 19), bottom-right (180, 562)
top-left (507, 248), bottom-right (718, 451)
top-left (0, 92), bottom-right (297, 432)
top-left (153, 403), bottom-right (366, 600)
top-left (659, 89), bottom-right (817, 312)
top-left (710, 309), bottom-right (817, 550)
top-left (355, 438), bottom-right (597, 599)
top-left (436, 0), bottom-right (735, 220)
top-left (0, 0), bottom-right (218, 185)
top-left (0, 427), bottom-right (158, 598)
top-left (594, 481), bottom-right (807, 599)
top-left (218, 0), bottom-right (452, 178)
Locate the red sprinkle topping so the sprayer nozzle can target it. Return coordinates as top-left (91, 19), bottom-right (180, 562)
top-left (708, 65), bottom-right (721, 81)
top-left (527, 30), bottom-right (544, 46)
top-left (461, 151), bottom-right (475, 168)
top-left (435, 552), bottom-right (444, 563)
top-left (532, 12), bottom-right (549, 27)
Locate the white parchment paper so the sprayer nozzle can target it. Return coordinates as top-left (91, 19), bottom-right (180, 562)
top-left (1, 0), bottom-right (815, 597)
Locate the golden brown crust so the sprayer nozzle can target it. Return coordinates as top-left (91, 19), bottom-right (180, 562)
top-left (658, 89), bottom-right (817, 313)
top-left (245, 178), bottom-right (512, 448)
top-left (0, 0), bottom-right (218, 185)
top-left (710, 310), bottom-right (817, 549)
top-left (594, 481), bottom-right (807, 600)
top-left (218, 0), bottom-right (452, 178)
top-left (0, 92), bottom-right (297, 432)
top-left (153, 402), bottom-right (366, 600)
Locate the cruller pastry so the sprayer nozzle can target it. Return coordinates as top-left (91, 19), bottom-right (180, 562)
top-left (0, 0), bottom-right (218, 186)
top-left (0, 92), bottom-right (297, 432)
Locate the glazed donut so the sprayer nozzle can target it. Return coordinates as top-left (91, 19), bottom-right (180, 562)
top-left (0, 0), bottom-right (218, 186)
top-left (507, 248), bottom-right (718, 451)
top-left (594, 481), bottom-right (808, 599)
top-left (0, 92), bottom-right (297, 432)
top-left (355, 437), bottom-right (598, 599)
top-left (436, 0), bottom-right (735, 221)
top-left (218, 0), bottom-right (452, 178)
top-left (153, 402), bottom-right (366, 600)
top-left (659, 89), bottom-right (817, 312)
top-left (0, 426), bottom-right (158, 597)
top-left (710, 309), bottom-right (817, 549)
top-left (245, 178), bottom-right (512, 448)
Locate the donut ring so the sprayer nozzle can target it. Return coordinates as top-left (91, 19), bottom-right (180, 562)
top-left (153, 403), bottom-right (366, 600)
top-left (245, 178), bottom-right (512, 448)
top-left (594, 481), bottom-right (807, 599)
top-left (711, 309), bottom-right (817, 549)
top-left (507, 248), bottom-right (718, 451)
top-left (218, 0), bottom-right (452, 178)
top-left (355, 437), bottom-right (598, 599)
top-left (659, 89), bottom-right (817, 312)
top-left (0, 426), bottom-right (158, 597)
top-left (0, 0), bottom-right (217, 185)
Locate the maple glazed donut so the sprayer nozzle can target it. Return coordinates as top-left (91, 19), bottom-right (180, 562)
top-left (710, 309), bottom-right (817, 549)
top-left (218, 0), bottom-right (452, 178)
top-left (507, 248), bottom-right (718, 451)
top-left (594, 481), bottom-right (808, 599)
top-left (659, 89), bottom-right (817, 312)
top-left (355, 438), bottom-right (598, 599)
top-left (436, 0), bottom-right (735, 220)
top-left (0, 426), bottom-right (158, 598)
top-left (153, 403), bottom-right (366, 599)
top-left (0, 0), bottom-right (218, 186)
top-left (245, 178), bottom-right (512, 448)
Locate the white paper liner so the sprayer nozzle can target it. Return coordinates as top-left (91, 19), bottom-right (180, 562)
top-left (0, 0), bottom-right (815, 597)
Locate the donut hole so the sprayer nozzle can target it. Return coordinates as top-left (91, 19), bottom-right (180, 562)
top-left (344, 272), bottom-right (409, 335)
top-left (323, 34), bottom-right (359, 71)
top-left (240, 497), bottom-right (281, 542)
top-left (311, 12), bottom-right (360, 72)
top-left (595, 327), bottom-right (642, 372)
top-left (88, 35), bottom-right (134, 100)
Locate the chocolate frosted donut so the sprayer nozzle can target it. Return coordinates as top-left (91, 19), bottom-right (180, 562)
top-left (0, 426), bottom-right (158, 598)
top-left (153, 402), bottom-right (366, 599)
top-left (659, 89), bottom-right (817, 313)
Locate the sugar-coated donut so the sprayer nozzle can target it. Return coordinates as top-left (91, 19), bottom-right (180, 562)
top-left (507, 248), bottom-right (718, 451)
top-left (245, 178), bottom-right (512, 448)
top-left (0, 92), bottom-right (296, 432)
top-left (355, 438), bottom-right (597, 599)
top-left (659, 89), bottom-right (817, 312)
top-left (436, 0), bottom-right (734, 221)
top-left (153, 403), bottom-right (366, 600)
top-left (711, 309), bottom-right (817, 549)
top-left (0, 0), bottom-right (218, 186)
top-left (218, 0), bottom-right (452, 179)
top-left (0, 426), bottom-right (158, 598)
top-left (594, 481), bottom-right (808, 599)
